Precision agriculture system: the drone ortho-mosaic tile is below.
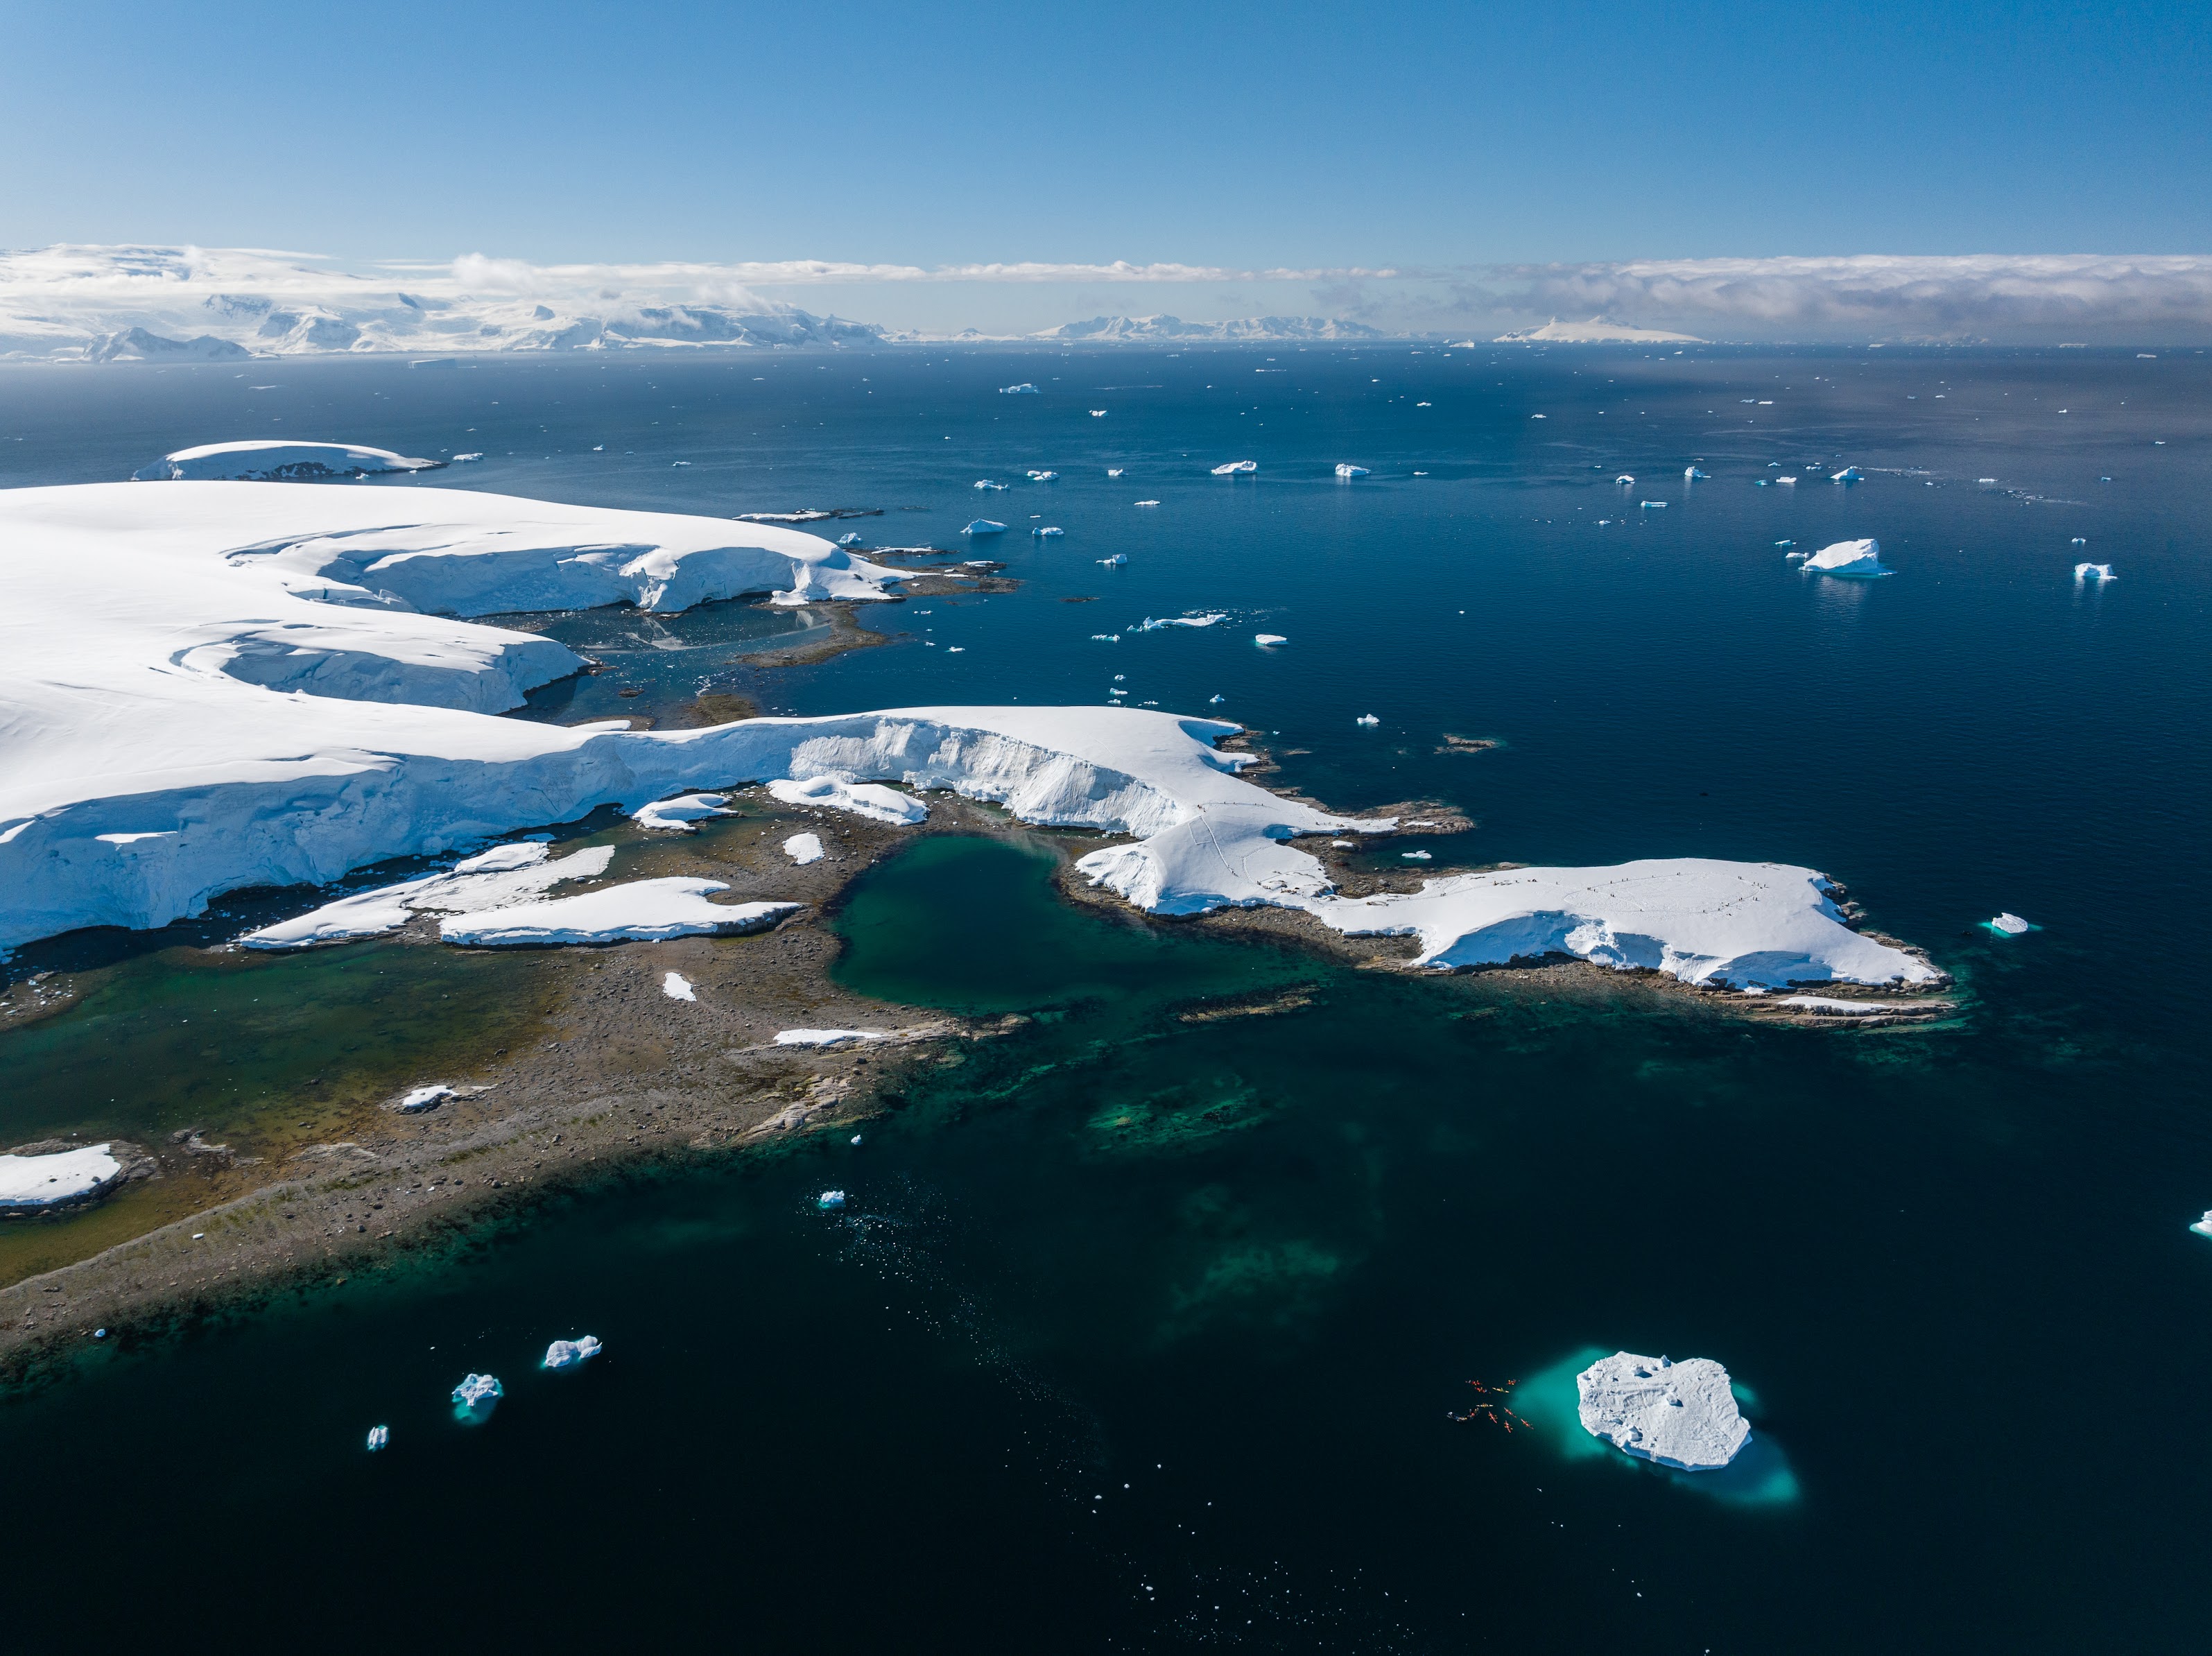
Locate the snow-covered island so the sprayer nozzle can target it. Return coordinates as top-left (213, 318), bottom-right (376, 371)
top-left (1576, 1352), bottom-right (1749, 1470)
top-left (135, 441), bottom-right (443, 482)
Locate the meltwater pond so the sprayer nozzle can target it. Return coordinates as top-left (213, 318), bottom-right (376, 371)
top-left (2, 347), bottom-right (2210, 1650)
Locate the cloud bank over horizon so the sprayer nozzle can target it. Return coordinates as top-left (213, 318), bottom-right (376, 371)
top-left (2, 243), bottom-right (2208, 354)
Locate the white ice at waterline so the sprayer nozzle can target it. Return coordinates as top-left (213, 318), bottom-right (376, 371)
top-left (783, 832), bottom-right (825, 865)
top-left (2074, 562), bottom-right (2116, 582)
top-left (662, 972), bottom-right (696, 1001)
top-left (1336, 463), bottom-right (1369, 478)
top-left (398, 1085), bottom-right (455, 1112)
top-left (1987, 912), bottom-right (2033, 935)
top-left (2191, 1213), bottom-right (2212, 1239)
top-left (241, 843), bottom-right (614, 948)
top-left (767, 775), bottom-right (929, 825)
top-left (440, 881), bottom-right (800, 946)
top-left (452, 1374), bottom-right (502, 1412)
top-left (134, 441), bottom-right (442, 481)
top-left (544, 1336), bottom-right (603, 1369)
top-left (1804, 538), bottom-right (1892, 578)
top-left (0, 1142), bottom-right (123, 1210)
top-left (1211, 461), bottom-right (1258, 476)
top-left (1254, 634), bottom-right (1288, 647)
top-left (632, 793), bottom-right (732, 832)
top-left (778, 1030), bottom-right (888, 1048)
top-left (1576, 1352), bottom-right (1749, 1471)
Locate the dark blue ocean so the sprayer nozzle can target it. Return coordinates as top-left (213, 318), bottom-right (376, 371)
top-left (1, 345), bottom-right (2208, 1651)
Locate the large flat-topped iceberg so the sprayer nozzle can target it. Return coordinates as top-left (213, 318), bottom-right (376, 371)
top-left (1300, 859), bottom-right (1937, 989)
top-left (1576, 1352), bottom-right (1749, 1470)
top-left (1804, 539), bottom-right (1892, 578)
top-left (0, 1142), bottom-right (126, 1212)
top-left (135, 441), bottom-right (442, 482)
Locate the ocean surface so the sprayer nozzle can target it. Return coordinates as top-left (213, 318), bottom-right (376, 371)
top-left (1, 345), bottom-right (2209, 1650)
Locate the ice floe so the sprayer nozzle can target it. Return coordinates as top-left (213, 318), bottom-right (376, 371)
top-left (662, 972), bottom-right (696, 1001)
top-left (0, 1142), bottom-right (124, 1211)
top-left (779, 1030), bottom-right (888, 1048)
top-left (1684, 466), bottom-right (1709, 480)
top-left (451, 1374), bottom-right (503, 1416)
top-left (963, 519), bottom-right (1007, 535)
top-left (134, 440), bottom-right (443, 482)
top-left (1254, 633), bottom-right (1288, 647)
top-left (543, 1336), bottom-right (603, 1369)
top-left (783, 831), bottom-right (825, 865)
top-left (1098, 553), bottom-right (1129, 566)
top-left (817, 1189), bottom-right (848, 1209)
top-left (1576, 1352), bottom-right (1749, 1470)
top-left (631, 793), bottom-right (732, 833)
top-left (365, 1425), bottom-right (390, 1451)
top-left (1985, 912), bottom-right (2034, 935)
top-left (999, 383), bottom-right (1039, 395)
top-left (1831, 466), bottom-right (1864, 483)
top-left (242, 844), bottom-right (614, 948)
top-left (1336, 463), bottom-right (1369, 478)
top-left (767, 774), bottom-right (929, 825)
top-left (2192, 1213), bottom-right (2212, 1239)
top-left (2074, 562), bottom-right (2116, 582)
top-left (1026, 470), bottom-right (1058, 482)
top-left (1356, 714), bottom-right (1381, 726)
top-left (1301, 859), bottom-right (1940, 988)
top-left (1211, 461), bottom-right (1258, 476)
top-left (1803, 539), bottom-right (1892, 578)
top-left (1031, 526), bottom-right (1064, 537)
top-left (1135, 614), bottom-right (1227, 631)
top-left (440, 881), bottom-right (800, 946)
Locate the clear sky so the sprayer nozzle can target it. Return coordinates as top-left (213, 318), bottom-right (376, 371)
top-left (1, 0), bottom-right (2206, 336)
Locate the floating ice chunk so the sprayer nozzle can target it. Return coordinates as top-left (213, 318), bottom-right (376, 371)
top-left (1804, 539), bottom-right (1892, 578)
top-left (1978, 476), bottom-right (1998, 484)
top-left (632, 792), bottom-right (732, 833)
top-left (0, 1142), bottom-right (124, 1212)
top-left (836, 532), bottom-right (863, 548)
top-left (1208, 693), bottom-right (1225, 703)
top-left (1254, 633), bottom-right (1287, 646)
top-left (1831, 466), bottom-right (1863, 483)
top-left (1615, 474), bottom-right (1635, 485)
top-left (1775, 476), bottom-right (1797, 485)
top-left (662, 971), bottom-right (695, 1001)
top-left (1210, 461), bottom-right (1258, 476)
top-left (973, 479), bottom-right (1007, 490)
top-left (1336, 463), bottom-right (1370, 478)
top-left (451, 1373), bottom-right (503, 1415)
top-left (399, 1084), bottom-right (456, 1113)
top-left (783, 831), bottom-right (824, 865)
top-left (1777, 994), bottom-right (1943, 1017)
top-left (2192, 1212), bottom-right (2212, 1239)
top-left (2073, 562), bottom-right (2115, 583)
top-left (1640, 500), bottom-right (1667, 509)
top-left (1985, 912), bottom-right (2034, 935)
top-left (999, 383), bottom-right (1039, 395)
top-left (1026, 470), bottom-right (1059, 481)
top-left (1107, 468), bottom-right (1125, 477)
top-left (1774, 540), bottom-right (1795, 549)
top-left (134, 440), bottom-right (443, 482)
top-left (962, 519), bottom-right (1007, 536)
top-left (2071, 537), bottom-right (2086, 544)
top-left (1355, 714), bottom-right (1380, 726)
top-left (781, 1030), bottom-right (887, 1049)
top-left (1031, 526), bottom-right (1064, 537)
top-left (453, 452), bottom-right (485, 463)
top-left (1089, 411), bottom-right (1107, 417)
top-left (768, 774), bottom-right (929, 825)
top-left (1091, 633), bottom-right (1121, 642)
top-left (1576, 1352), bottom-right (1749, 1471)
top-left (440, 881), bottom-right (801, 946)
top-left (817, 1189), bottom-right (847, 1209)
top-left (543, 1335), bottom-right (603, 1370)
top-left (1135, 614), bottom-right (1228, 631)
top-left (1098, 553), bottom-right (1128, 567)
top-left (366, 1425), bottom-right (390, 1451)
top-left (1132, 501), bottom-right (1159, 508)
top-left (1684, 466), bottom-right (1709, 480)
top-left (1402, 849), bottom-right (1432, 860)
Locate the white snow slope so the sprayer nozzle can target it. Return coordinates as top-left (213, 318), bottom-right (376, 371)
top-left (1, 482), bottom-right (1935, 991)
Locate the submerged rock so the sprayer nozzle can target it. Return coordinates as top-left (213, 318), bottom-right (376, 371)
top-left (1575, 1352), bottom-right (1749, 1471)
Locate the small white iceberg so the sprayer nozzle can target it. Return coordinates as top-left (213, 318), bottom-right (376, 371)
top-left (2074, 562), bottom-right (2115, 583)
top-left (768, 774), bottom-right (929, 825)
top-left (1776, 475), bottom-right (1798, 485)
top-left (1684, 466), bottom-right (1709, 480)
top-left (1804, 539), bottom-right (1892, 578)
top-left (1254, 633), bottom-right (1287, 646)
top-left (1107, 468), bottom-right (1125, 477)
top-left (1031, 526), bottom-right (1064, 537)
top-left (783, 831), bottom-right (825, 865)
top-left (1089, 410), bottom-right (1107, 417)
top-left (1355, 714), bottom-right (1380, 726)
top-left (836, 532), bottom-right (863, 548)
top-left (1336, 463), bottom-right (1369, 478)
top-left (452, 452), bottom-right (484, 463)
top-left (1640, 500), bottom-right (1667, 510)
top-left (398, 1084), bottom-right (455, 1113)
top-left (962, 519), bottom-right (1008, 536)
top-left (974, 479), bottom-right (1007, 491)
top-left (779, 1030), bottom-right (888, 1049)
top-left (1402, 849), bottom-right (1431, 861)
top-left (818, 1189), bottom-right (847, 1209)
top-left (2191, 1212), bottom-right (2212, 1239)
top-left (1985, 912), bottom-right (2035, 936)
top-left (999, 383), bottom-right (1039, 395)
top-left (632, 793), bottom-right (732, 833)
top-left (1211, 461), bottom-right (1258, 476)
top-left (662, 972), bottom-right (695, 1001)
top-left (366, 1425), bottom-right (390, 1452)
top-left (1098, 553), bottom-right (1128, 567)
top-left (543, 1336), bottom-right (603, 1370)
top-left (1027, 470), bottom-right (1058, 482)
top-left (1135, 614), bottom-right (1227, 631)
top-left (451, 1373), bottom-right (503, 1416)
top-left (1576, 1352), bottom-right (1749, 1472)
top-left (1615, 474), bottom-right (1635, 485)
top-left (1132, 500), bottom-right (1159, 508)
top-left (1831, 466), bottom-right (1864, 483)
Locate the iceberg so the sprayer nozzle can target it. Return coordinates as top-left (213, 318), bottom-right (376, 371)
top-left (1640, 500), bottom-right (1667, 510)
top-left (780, 1030), bottom-right (887, 1049)
top-left (1134, 614), bottom-right (1227, 631)
top-left (973, 480), bottom-right (1008, 491)
top-left (767, 774), bottom-right (929, 825)
top-left (1254, 633), bottom-right (1287, 646)
top-left (1089, 411), bottom-right (1107, 417)
top-left (1098, 553), bottom-right (1129, 566)
top-left (453, 452), bottom-right (484, 463)
top-left (398, 1084), bottom-right (456, 1113)
top-left (662, 971), bottom-right (695, 1001)
top-left (1985, 912), bottom-right (2034, 935)
top-left (1335, 463), bottom-right (1369, 478)
top-left (817, 1189), bottom-right (848, 1209)
top-left (1684, 466), bottom-right (1709, 480)
top-left (1803, 539), bottom-right (1892, 578)
top-left (1615, 475), bottom-right (1635, 485)
top-left (243, 844), bottom-right (615, 949)
top-left (134, 441), bottom-right (444, 483)
top-left (1107, 469), bottom-right (1125, 478)
top-left (1132, 501), bottom-right (1159, 508)
top-left (1026, 470), bottom-right (1058, 482)
top-left (963, 519), bottom-right (1008, 535)
top-left (1000, 383), bottom-right (1038, 395)
top-left (631, 793), bottom-right (732, 833)
top-left (543, 1335), bottom-right (603, 1369)
top-left (1030, 526), bottom-right (1064, 537)
top-left (440, 881), bottom-right (801, 946)
top-left (0, 1141), bottom-right (125, 1213)
top-left (1831, 466), bottom-right (1864, 483)
top-left (1211, 461), bottom-right (1258, 476)
top-left (1575, 1352), bottom-right (1749, 1471)
top-left (1355, 714), bottom-right (1381, 726)
top-left (2192, 1213), bottom-right (2212, 1239)
top-left (365, 1426), bottom-right (390, 1451)
top-left (451, 1373), bottom-right (503, 1416)
top-left (783, 831), bottom-right (825, 865)
top-left (835, 532), bottom-right (863, 548)
top-left (1300, 858), bottom-right (1941, 989)
top-left (2074, 562), bottom-right (2116, 582)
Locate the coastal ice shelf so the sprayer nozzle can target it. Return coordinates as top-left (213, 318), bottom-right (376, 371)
top-left (0, 481), bottom-right (1939, 989)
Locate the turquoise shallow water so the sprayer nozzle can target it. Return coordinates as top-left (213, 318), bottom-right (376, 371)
top-left (1, 347), bottom-right (2209, 1649)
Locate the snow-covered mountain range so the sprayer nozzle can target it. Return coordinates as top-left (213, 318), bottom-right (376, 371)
top-left (1033, 313), bottom-right (1389, 343)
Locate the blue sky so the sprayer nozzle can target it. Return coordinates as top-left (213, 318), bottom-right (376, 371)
top-left (2, 0), bottom-right (2206, 334)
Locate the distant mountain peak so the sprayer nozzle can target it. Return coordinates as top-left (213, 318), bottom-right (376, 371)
top-left (1035, 313), bottom-right (1391, 343)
